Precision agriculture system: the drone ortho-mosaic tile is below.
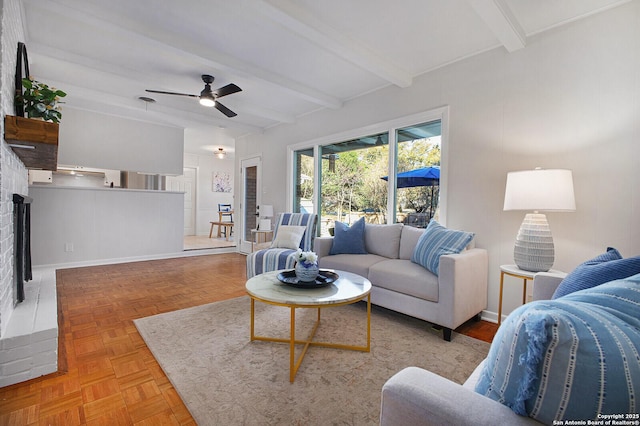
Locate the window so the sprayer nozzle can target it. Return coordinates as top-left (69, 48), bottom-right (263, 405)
top-left (293, 148), bottom-right (314, 214)
top-left (319, 132), bottom-right (388, 235)
top-left (288, 108), bottom-right (448, 235)
top-left (394, 121), bottom-right (442, 227)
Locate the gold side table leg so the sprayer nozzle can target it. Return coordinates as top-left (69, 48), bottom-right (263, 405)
top-left (522, 278), bottom-right (527, 305)
top-left (250, 298), bottom-right (255, 340)
top-left (366, 293), bottom-right (371, 351)
top-left (290, 307), bottom-right (296, 383)
top-left (498, 271), bottom-right (505, 326)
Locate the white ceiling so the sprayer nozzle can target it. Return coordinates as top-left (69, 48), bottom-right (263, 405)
top-left (20, 0), bottom-right (630, 155)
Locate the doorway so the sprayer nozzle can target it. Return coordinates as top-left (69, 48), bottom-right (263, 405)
top-left (240, 156), bottom-right (261, 253)
top-left (166, 167), bottom-right (197, 235)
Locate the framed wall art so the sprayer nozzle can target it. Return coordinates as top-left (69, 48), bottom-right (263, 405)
top-left (213, 171), bottom-right (232, 192)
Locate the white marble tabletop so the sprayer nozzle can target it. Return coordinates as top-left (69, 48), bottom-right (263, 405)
top-left (500, 264), bottom-right (564, 279)
top-left (245, 269), bottom-right (371, 306)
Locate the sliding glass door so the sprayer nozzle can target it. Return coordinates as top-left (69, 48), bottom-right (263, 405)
top-left (289, 108), bottom-right (447, 236)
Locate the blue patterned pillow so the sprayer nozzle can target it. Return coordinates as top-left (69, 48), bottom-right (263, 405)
top-left (411, 220), bottom-right (474, 275)
top-left (552, 247), bottom-right (640, 298)
top-left (329, 217), bottom-right (367, 255)
top-left (475, 275), bottom-right (640, 424)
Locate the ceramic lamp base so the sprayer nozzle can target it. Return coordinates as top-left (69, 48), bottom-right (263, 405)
top-left (513, 213), bottom-right (554, 272)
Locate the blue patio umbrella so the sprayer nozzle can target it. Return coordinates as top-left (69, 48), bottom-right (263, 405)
top-left (381, 166), bottom-right (440, 188)
top-left (382, 166), bottom-right (440, 220)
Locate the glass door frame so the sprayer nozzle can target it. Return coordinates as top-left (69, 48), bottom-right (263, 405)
top-left (239, 155), bottom-right (262, 254)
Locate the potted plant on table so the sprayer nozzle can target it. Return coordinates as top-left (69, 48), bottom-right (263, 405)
top-left (294, 249), bottom-right (319, 282)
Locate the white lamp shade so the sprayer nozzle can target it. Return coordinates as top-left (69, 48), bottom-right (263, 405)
top-left (504, 169), bottom-right (576, 212)
top-left (261, 204), bottom-right (274, 218)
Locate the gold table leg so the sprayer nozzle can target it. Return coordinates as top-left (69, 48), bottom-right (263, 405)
top-left (498, 271), bottom-right (505, 326)
top-left (250, 293), bottom-right (371, 383)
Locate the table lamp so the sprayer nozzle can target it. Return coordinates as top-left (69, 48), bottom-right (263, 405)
top-left (258, 204), bottom-right (274, 231)
top-left (503, 168), bottom-right (576, 272)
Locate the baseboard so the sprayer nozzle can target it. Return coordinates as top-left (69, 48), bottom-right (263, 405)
top-left (32, 246), bottom-right (241, 270)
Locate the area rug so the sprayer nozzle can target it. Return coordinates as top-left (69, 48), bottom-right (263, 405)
top-left (134, 296), bottom-right (489, 425)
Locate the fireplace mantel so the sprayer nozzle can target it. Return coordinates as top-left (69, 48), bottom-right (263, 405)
top-left (4, 115), bottom-right (59, 170)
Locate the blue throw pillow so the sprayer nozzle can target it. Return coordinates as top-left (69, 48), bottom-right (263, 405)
top-left (552, 247), bottom-right (640, 298)
top-left (329, 217), bottom-right (367, 255)
top-left (411, 220), bottom-right (474, 276)
top-left (475, 275), bottom-right (640, 424)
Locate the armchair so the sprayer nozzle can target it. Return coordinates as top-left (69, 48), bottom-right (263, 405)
top-left (246, 213), bottom-right (318, 278)
top-left (381, 271), bottom-right (640, 425)
top-left (380, 272), bottom-right (564, 426)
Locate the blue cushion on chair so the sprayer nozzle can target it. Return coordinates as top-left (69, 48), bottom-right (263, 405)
top-left (411, 220), bottom-right (474, 276)
top-left (552, 247), bottom-right (640, 298)
top-left (329, 217), bottom-right (367, 255)
top-left (475, 274), bottom-right (640, 424)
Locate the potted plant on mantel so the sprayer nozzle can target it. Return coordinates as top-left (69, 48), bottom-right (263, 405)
top-left (17, 77), bottom-right (67, 123)
top-left (5, 77), bottom-right (67, 170)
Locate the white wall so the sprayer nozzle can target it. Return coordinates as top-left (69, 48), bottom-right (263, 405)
top-left (0, 0), bottom-right (29, 338)
top-left (236, 3), bottom-right (640, 321)
top-left (184, 152), bottom-right (235, 236)
top-left (59, 107), bottom-right (184, 175)
top-left (29, 186), bottom-right (184, 267)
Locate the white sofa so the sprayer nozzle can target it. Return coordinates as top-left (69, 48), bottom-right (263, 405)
top-left (315, 223), bottom-right (488, 341)
top-left (379, 272), bottom-right (565, 425)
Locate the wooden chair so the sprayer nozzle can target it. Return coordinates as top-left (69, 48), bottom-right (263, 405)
top-left (209, 204), bottom-right (234, 240)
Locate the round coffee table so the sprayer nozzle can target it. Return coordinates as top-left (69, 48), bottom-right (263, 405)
top-left (245, 269), bottom-right (372, 382)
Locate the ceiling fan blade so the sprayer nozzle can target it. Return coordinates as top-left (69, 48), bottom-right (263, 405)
top-left (145, 89), bottom-right (199, 98)
top-left (214, 84), bottom-right (242, 98)
top-left (215, 101), bottom-right (237, 117)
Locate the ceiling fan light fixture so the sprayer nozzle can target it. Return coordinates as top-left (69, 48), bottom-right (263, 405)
top-left (215, 148), bottom-right (226, 159)
top-left (199, 96), bottom-right (215, 107)
top-left (146, 74), bottom-right (241, 117)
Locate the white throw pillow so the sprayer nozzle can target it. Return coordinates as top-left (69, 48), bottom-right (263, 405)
top-left (270, 226), bottom-right (306, 250)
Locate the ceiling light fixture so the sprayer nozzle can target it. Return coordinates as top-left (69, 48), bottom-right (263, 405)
top-left (138, 96), bottom-right (156, 111)
top-left (199, 90), bottom-right (215, 107)
top-left (215, 148), bottom-right (226, 159)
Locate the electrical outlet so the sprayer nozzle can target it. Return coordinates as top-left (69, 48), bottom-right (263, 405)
top-left (64, 243), bottom-right (74, 252)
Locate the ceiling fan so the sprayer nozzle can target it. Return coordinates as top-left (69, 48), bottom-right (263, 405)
top-left (146, 74), bottom-right (242, 117)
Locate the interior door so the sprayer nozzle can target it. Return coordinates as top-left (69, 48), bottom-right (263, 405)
top-left (166, 167), bottom-right (197, 236)
top-left (239, 157), bottom-right (261, 253)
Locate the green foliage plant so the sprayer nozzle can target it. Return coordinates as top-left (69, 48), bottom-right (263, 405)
top-left (17, 77), bottom-right (67, 123)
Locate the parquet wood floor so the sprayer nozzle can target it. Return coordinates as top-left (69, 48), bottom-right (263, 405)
top-left (0, 253), bottom-right (497, 425)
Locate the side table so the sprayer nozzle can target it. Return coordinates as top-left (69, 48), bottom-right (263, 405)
top-left (251, 229), bottom-right (273, 252)
top-left (498, 264), bottom-right (563, 325)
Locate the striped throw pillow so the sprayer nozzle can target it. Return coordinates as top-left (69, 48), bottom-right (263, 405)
top-left (475, 274), bottom-right (640, 424)
top-left (552, 247), bottom-right (640, 298)
top-left (411, 220), bottom-right (474, 275)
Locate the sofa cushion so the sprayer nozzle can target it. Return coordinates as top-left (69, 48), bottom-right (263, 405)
top-left (552, 247), bottom-right (640, 298)
top-left (369, 259), bottom-right (438, 302)
top-left (364, 223), bottom-right (403, 259)
top-left (270, 225), bottom-right (306, 249)
top-left (399, 225), bottom-right (424, 260)
top-left (330, 217), bottom-right (367, 255)
top-left (411, 221), bottom-right (474, 276)
top-left (318, 253), bottom-right (386, 279)
top-left (475, 275), bottom-right (640, 424)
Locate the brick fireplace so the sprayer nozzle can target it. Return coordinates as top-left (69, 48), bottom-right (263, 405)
top-left (0, 0), bottom-right (59, 388)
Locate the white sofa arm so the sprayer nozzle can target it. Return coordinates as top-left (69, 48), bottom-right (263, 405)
top-left (314, 236), bottom-right (333, 259)
top-left (380, 367), bottom-right (539, 426)
top-left (437, 248), bottom-right (488, 330)
top-left (532, 271), bottom-right (567, 301)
